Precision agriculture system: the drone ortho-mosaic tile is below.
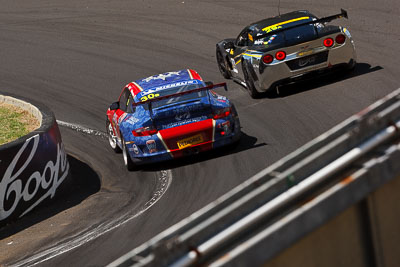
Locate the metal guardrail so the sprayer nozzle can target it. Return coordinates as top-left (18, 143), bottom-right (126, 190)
top-left (108, 88), bottom-right (400, 267)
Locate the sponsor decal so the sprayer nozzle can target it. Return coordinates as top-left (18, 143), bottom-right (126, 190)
top-left (297, 49), bottom-right (314, 57)
top-left (177, 134), bottom-right (204, 150)
top-left (137, 80), bottom-right (200, 100)
top-left (131, 144), bottom-right (140, 154)
top-left (298, 45), bottom-right (314, 57)
top-left (127, 116), bottom-right (139, 124)
top-left (165, 117), bottom-right (204, 128)
top-left (142, 71), bottom-right (181, 82)
top-left (213, 93), bottom-right (227, 103)
top-left (175, 112), bottom-right (191, 121)
top-left (143, 80), bottom-right (198, 95)
top-left (146, 140), bottom-right (157, 153)
top-left (298, 56), bottom-right (316, 67)
top-left (344, 27), bottom-right (352, 38)
top-left (263, 25), bottom-right (283, 33)
top-left (0, 135), bottom-right (69, 220)
top-left (140, 93), bottom-right (160, 102)
top-left (265, 35), bottom-right (277, 45)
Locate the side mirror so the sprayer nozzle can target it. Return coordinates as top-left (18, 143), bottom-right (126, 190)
top-left (110, 101), bottom-right (119, 110)
top-left (224, 41), bottom-right (235, 50)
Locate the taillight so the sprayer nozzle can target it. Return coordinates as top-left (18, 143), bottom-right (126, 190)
top-left (213, 107), bottom-right (231, 119)
top-left (335, 34), bottom-right (346, 44)
top-left (323, 37), bottom-right (334, 48)
top-left (262, 54), bottom-right (274, 64)
top-left (132, 126), bottom-right (158, 136)
top-left (275, 51), bottom-right (286, 61)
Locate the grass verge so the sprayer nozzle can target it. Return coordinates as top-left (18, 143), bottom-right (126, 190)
top-left (0, 103), bottom-right (40, 145)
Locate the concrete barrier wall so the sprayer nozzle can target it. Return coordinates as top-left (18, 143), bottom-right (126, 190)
top-left (0, 94), bottom-right (70, 226)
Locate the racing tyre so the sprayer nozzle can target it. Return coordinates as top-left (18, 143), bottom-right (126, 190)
top-left (216, 48), bottom-right (231, 79)
top-left (122, 136), bottom-right (136, 171)
top-left (107, 118), bottom-right (121, 153)
top-left (243, 65), bottom-right (260, 99)
top-left (346, 59), bottom-right (356, 72)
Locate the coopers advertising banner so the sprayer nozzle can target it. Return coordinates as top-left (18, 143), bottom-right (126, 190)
top-left (0, 96), bottom-right (70, 226)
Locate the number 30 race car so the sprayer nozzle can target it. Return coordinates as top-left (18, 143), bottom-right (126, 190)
top-left (106, 69), bottom-right (241, 170)
top-left (216, 9), bottom-right (357, 98)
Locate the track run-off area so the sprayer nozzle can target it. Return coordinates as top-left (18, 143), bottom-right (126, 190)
top-left (0, 0), bottom-right (399, 266)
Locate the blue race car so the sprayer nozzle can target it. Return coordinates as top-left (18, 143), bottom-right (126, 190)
top-left (106, 69), bottom-right (241, 170)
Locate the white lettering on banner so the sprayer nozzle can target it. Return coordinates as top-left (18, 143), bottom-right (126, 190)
top-left (0, 134), bottom-right (70, 220)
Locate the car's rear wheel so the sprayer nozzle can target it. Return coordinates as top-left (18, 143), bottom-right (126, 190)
top-left (346, 59), bottom-right (356, 72)
top-left (216, 48), bottom-right (231, 79)
top-left (106, 118), bottom-right (121, 153)
top-left (122, 136), bottom-right (136, 171)
top-left (242, 65), bottom-right (260, 99)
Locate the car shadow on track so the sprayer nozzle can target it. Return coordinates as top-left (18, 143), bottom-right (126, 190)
top-left (259, 63), bottom-right (383, 99)
top-left (0, 155), bottom-right (100, 239)
top-left (140, 131), bottom-right (267, 172)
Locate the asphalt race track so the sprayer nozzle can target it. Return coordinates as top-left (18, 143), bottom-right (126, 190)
top-left (0, 0), bottom-right (399, 266)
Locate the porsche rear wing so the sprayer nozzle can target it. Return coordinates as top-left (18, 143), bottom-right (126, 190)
top-left (254, 9), bottom-right (348, 41)
top-left (131, 82), bottom-right (228, 107)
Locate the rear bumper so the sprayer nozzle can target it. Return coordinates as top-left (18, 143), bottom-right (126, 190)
top-left (127, 117), bottom-right (241, 165)
top-left (255, 32), bottom-right (357, 92)
top-left (128, 132), bottom-right (240, 165)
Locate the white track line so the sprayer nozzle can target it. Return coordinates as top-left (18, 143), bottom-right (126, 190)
top-left (56, 120), bottom-right (107, 138)
top-left (10, 121), bottom-right (173, 267)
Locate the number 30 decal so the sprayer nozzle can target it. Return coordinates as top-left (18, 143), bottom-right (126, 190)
top-left (140, 93), bottom-right (160, 102)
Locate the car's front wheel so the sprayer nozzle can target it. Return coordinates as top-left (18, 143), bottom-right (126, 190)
top-left (122, 136), bottom-right (136, 171)
top-left (106, 118), bottom-right (121, 153)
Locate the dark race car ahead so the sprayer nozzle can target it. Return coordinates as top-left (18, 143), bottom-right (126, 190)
top-left (216, 9), bottom-right (357, 98)
top-left (106, 69), bottom-right (241, 170)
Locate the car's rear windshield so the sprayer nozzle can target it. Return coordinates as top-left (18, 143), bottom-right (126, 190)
top-left (135, 80), bottom-right (206, 109)
top-left (252, 16), bottom-right (316, 47)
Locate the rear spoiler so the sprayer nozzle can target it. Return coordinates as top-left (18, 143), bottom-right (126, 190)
top-left (131, 82), bottom-right (228, 107)
top-left (254, 9), bottom-right (348, 41)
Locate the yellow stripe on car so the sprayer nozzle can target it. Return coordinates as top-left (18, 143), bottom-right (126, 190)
top-left (234, 52), bottom-right (262, 59)
top-left (243, 53), bottom-right (261, 58)
top-left (262, 16), bottom-right (310, 33)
